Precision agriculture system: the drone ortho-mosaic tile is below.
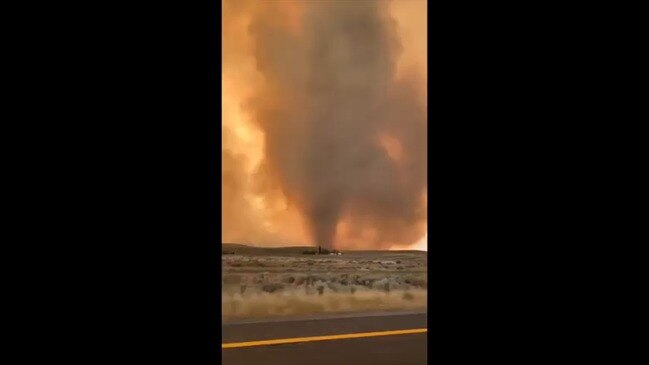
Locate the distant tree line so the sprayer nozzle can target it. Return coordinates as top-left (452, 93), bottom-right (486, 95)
top-left (302, 246), bottom-right (341, 255)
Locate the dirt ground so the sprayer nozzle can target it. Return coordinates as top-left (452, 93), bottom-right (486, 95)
top-left (221, 244), bottom-right (427, 322)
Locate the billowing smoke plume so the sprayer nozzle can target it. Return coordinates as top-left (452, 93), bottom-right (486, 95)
top-left (243, 0), bottom-right (427, 249)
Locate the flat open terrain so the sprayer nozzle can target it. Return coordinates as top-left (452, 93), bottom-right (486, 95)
top-left (222, 244), bottom-right (427, 322)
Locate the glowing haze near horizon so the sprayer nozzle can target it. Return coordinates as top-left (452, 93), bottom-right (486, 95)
top-left (222, 0), bottom-right (427, 251)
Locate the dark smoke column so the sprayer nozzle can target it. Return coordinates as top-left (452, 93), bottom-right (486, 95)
top-left (249, 1), bottom-right (427, 249)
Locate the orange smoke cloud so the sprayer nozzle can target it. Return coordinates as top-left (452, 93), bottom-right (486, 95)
top-left (222, 0), bottom-right (427, 250)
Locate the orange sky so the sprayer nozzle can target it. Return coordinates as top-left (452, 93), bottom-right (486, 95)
top-left (222, 0), bottom-right (427, 251)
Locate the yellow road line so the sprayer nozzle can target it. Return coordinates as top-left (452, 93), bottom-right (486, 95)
top-left (222, 328), bottom-right (427, 349)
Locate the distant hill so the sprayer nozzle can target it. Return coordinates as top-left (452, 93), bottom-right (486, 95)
top-left (222, 243), bottom-right (315, 256)
top-left (221, 243), bottom-right (426, 256)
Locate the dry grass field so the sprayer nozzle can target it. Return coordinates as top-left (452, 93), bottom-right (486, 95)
top-left (222, 244), bottom-right (427, 322)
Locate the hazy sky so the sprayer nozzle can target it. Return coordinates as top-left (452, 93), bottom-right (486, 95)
top-left (222, 0), bottom-right (427, 251)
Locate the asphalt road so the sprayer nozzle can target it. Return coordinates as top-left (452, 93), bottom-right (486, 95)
top-left (222, 312), bottom-right (427, 365)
